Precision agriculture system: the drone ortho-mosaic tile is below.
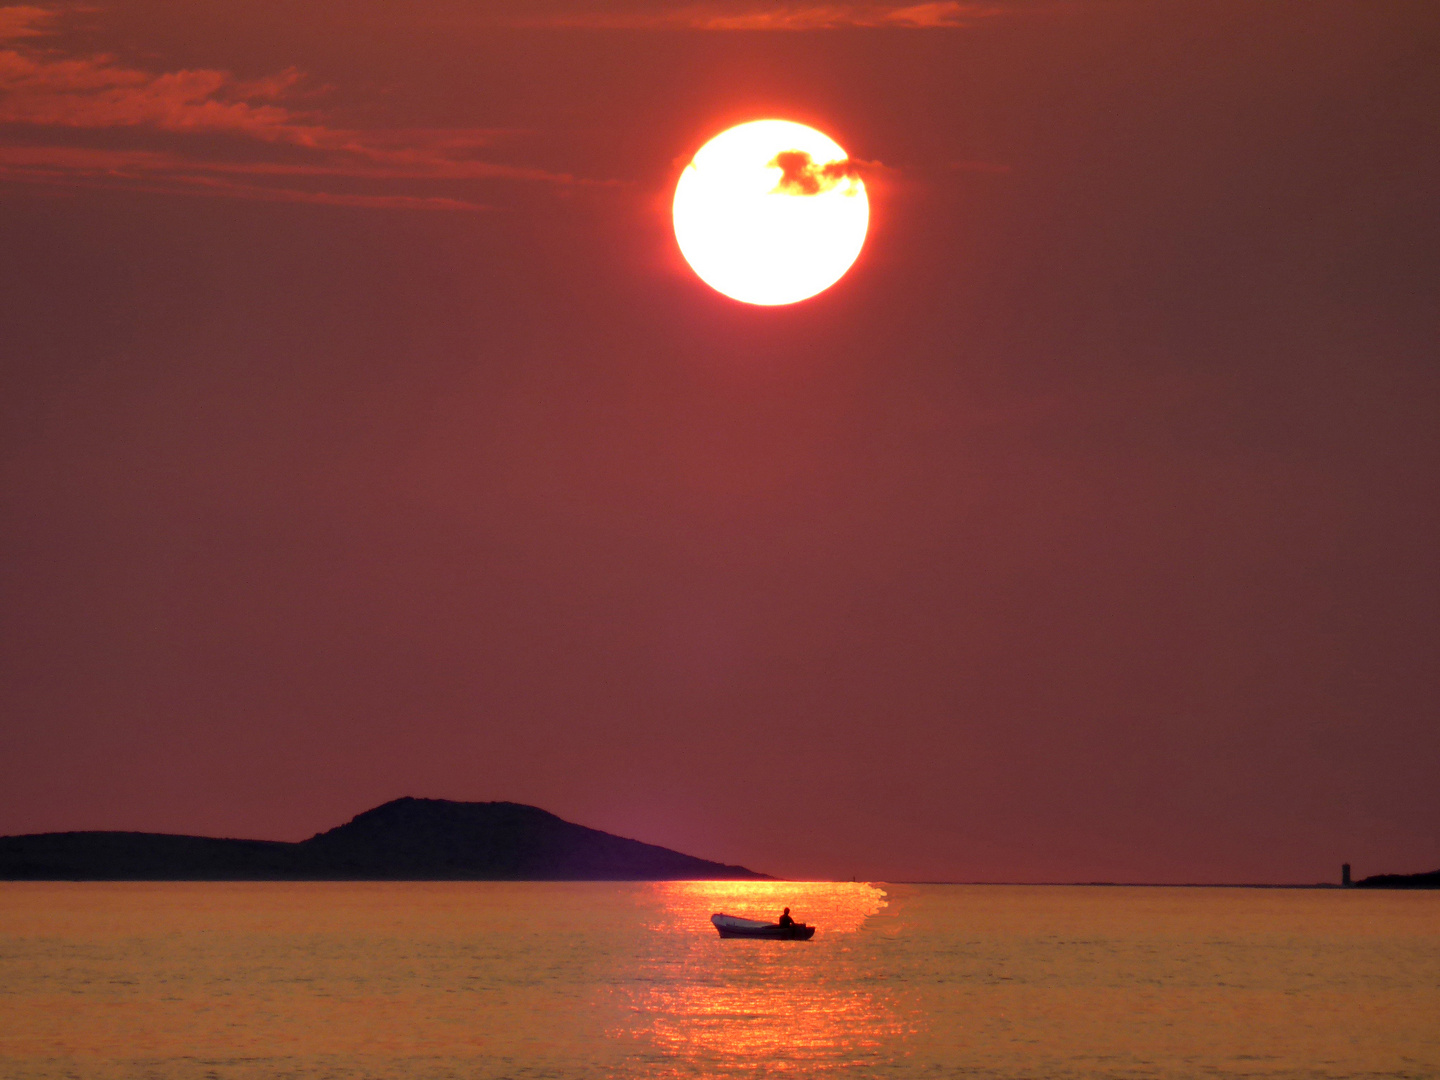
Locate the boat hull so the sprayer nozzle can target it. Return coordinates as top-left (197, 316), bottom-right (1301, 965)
top-left (711, 913), bottom-right (815, 940)
top-left (715, 924), bottom-right (815, 939)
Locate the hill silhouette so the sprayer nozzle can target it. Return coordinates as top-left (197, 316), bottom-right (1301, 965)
top-left (1354, 868), bottom-right (1440, 889)
top-left (0, 798), bottom-right (769, 881)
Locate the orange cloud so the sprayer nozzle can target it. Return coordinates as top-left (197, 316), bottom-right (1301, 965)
top-left (0, 53), bottom-right (302, 136)
top-left (508, 1), bottom-right (1001, 30)
top-left (0, 4), bottom-right (51, 40)
top-left (0, 5), bottom-right (608, 208)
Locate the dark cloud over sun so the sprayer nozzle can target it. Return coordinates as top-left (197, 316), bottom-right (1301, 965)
top-left (768, 150), bottom-right (864, 195)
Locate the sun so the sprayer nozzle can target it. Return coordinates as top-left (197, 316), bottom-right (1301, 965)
top-left (673, 119), bottom-right (869, 306)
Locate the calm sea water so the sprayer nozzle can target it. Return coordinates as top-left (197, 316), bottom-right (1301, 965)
top-left (1, 881), bottom-right (1436, 1079)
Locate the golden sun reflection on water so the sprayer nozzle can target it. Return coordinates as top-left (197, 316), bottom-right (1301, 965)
top-left (614, 881), bottom-right (907, 1076)
top-left (647, 880), bottom-right (888, 934)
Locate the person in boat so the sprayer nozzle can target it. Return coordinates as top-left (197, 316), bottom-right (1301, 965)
top-left (778, 907), bottom-right (794, 928)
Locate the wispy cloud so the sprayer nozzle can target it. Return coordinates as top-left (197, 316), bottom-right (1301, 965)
top-left (0, 4), bottom-right (52, 40)
top-left (948, 159), bottom-right (1012, 174)
top-left (508, 1), bottom-right (1002, 30)
top-left (0, 5), bottom-right (606, 208)
top-left (0, 144), bottom-right (506, 209)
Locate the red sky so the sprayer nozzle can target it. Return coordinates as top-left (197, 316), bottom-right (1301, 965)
top-left (1, 0), bottom-right (1436, 883)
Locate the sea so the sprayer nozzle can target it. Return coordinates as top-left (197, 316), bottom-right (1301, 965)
top-left (1, 881), bottom-right (1436, 1079)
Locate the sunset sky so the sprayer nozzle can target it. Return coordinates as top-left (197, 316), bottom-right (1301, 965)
top-left (1, 0), bottom-right (1436, 883)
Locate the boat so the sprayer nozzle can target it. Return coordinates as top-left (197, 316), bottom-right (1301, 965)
top-left (711, 913), bottom-right (816, 940)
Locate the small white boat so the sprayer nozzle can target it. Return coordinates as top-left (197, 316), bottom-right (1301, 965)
top-left (711, 913), bottom-right (815, 940)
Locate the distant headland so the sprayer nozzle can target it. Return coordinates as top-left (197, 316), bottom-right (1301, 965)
top-left (1352, 868), bottom-right (1440, 889)
top-left (0, 798), bottom-right (771, 881)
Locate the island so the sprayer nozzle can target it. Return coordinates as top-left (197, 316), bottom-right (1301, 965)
top-left (1353, 868), bottom-right (1440, 889)
top-left (0, 797), bottom-right (771, 880)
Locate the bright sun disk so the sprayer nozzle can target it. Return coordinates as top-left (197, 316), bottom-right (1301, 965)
top-left (673, 119), bottom-right (869, 306)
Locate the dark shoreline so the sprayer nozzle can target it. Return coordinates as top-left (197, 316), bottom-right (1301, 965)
top-left (3, 797), bottom-right (1432, 888)
top-left (0, 798), bottom-right (769, 882)
top-left (894, 876), bottom-right (1440, 890)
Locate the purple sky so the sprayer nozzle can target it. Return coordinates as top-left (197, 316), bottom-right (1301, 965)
top-left (1, 0), bottom-right (1437, 882)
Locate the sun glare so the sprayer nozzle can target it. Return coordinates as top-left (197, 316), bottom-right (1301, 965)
top-left (673, 120), bottom-right (869, 306)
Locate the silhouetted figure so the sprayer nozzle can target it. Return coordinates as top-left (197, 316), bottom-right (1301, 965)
top-left (778, 907), bottom-right (794, 928)
top-left (1343, 863), bottom-right (1352, 887)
